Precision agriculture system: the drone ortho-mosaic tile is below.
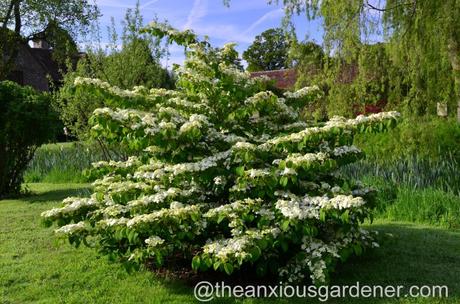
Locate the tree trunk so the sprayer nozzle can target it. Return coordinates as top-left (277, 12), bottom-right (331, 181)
top-left (13, 0), bottom-right (21, 34)
top-left (1, 0), bottom-right (15, 29)
top-left (448, 35), bottom-right (460, 123)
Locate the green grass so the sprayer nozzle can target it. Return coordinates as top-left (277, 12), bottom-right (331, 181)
top-left (1, 184), bottom-right (459, 303)
top-left (381, 187), bottom-right (460, 229)
top-left (24, 142), bottom-right (109, 184)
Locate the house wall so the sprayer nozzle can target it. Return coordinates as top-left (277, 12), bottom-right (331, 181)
top-left (12, 45), bottom-right (49, 91)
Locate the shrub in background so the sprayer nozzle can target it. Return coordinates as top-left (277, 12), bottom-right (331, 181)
top-left (0, 81), bottom-right (59, 197)
top-left (354, 115), bottom-right (460, 162)
top-left (42, 23), bottom-right (400, 284)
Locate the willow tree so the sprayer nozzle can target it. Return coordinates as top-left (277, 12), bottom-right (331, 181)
top-left (264, 0), bottom-right (460, 120)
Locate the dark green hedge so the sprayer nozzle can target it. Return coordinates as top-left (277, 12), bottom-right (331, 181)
top-left (0, 81), bottom-right (59, 197)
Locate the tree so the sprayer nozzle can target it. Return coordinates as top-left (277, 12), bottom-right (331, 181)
top-left (0, 0), bottom-right (99, 78)
top-left (42, 22), bottom-right (400, 284)
top-left (243, 28), bottom-right (291, 72)
top-left (0, 81), bottom-right (59, 197)
top-left (55, 2), bottom-right (174, 143)
top-left (267, 0), bottom-right (460, 121)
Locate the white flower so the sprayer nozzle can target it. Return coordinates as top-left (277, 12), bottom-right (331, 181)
top-left (145, 236), bottom-right (165, 247)
top-left (170, 201), bottom-right (184, 209)
top-left (54, 222), bottom-right (86, 235)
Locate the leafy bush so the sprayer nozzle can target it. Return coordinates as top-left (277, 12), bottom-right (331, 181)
top-left (354, 115), bottom-right (460, 161)
top-left (0, 81), bottom-right (59, 197)
top-left (42, 23), bottom-right (400, 284)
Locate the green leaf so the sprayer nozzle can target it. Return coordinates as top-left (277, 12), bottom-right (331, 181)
top-left (320, 209), bottom-right (327, 221)
top-left (353, 244), bottom-right (363, 256)
top-left (204, 256), bottom-right (213, 267)
top-left (280, 240), bottom-right (289, 252)
top-left (249, 246), bottom-right (261, 261)
top-left (224, 263), bottom-right (234, 275)
top-left (341, 210), bottom-right (350, 222)
top-left (280, 176), bottom-right (288, 187)
top-left (235, 166), bottom-right (245, 176)
top-left (281, 220), bottom-right (290, 231)
top-left (192, 256), bottom-right (201, 270)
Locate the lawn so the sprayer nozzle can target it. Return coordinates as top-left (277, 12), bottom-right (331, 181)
top-left (1, 183), bottom-right (459, 303)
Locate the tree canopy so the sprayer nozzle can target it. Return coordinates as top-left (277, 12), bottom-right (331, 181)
top-left (269, 0), bottom-right (460, 119)
top-left (0, 0), bottom-right (99, 78)
top-left (243, 28), bottom-right (291, 72)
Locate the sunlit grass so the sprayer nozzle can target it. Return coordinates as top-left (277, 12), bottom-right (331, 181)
top-left (1, 183), bottom-right (459, 303)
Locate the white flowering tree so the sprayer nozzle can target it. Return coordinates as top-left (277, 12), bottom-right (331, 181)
top-left (42, 22), bottom-right (400, 284)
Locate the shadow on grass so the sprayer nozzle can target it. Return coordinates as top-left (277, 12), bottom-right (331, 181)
top-left (22, 186), bottom-right (92, 203)
top-left (156, 222), bottom-right (460, 303)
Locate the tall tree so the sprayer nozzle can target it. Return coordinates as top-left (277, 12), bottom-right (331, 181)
top-left (0, 0), bottom-right (99, 79)
top-left (266, 0), bottom-right (460, 120)
top-left (77, 1), bottom-right (172, 90)
top-left (243, 28), bottom-right (291, 72)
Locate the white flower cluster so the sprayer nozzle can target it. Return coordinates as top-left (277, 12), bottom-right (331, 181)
top-left (179, 114), bottom-right (210, 135)
top-left (98, 217), bottom-right (129, 227)
top-left (93, 107), bottom-right (147, 123)
top-left (127, 187), bottom-right (199, 208)
top-left (206, 129), bottom-right (248, 145)
top-left (261, 111), bottom-right (400, 150)
top-left (280, 228), bottom-right (378, 284)
top-left (245, 92), bottom-right (297, 120)
top-left (205, 198), bottom-right (263, 235)
top-left (320, 195), bottom-right (365, 210)
top-left (75, 77), bottom-right (137, 98)
top-left (275, 196), bottom-right (322, 220)
top-left (92, 156), bottom-right (141, 169)
top-left (275, 193), bottom-right (366, 220)
top-left (203, 228), bottom-right (279, 261)
top-left (332, 145), bottom-right (362, 158)
top-left (282, 121), bottom-right (308, 131)
top-left (104, 180), bottom-right (150, 195)
top-left (218, 62), bottom-right (250, 81)
top-left (280, 167), bottom-right (297, 176)
top-left (283, 85), bottom-right (321, 99)
top-left (145, 236), bottom-right (165, 248)
top-left (41, 197), bottom-right (98, 219)
top-left (232, 141), bottom-right (256, 151)
top-left (285, 152), bottom-right (328, 168)
top-left (54, 221), bottom-right (86, 235)
top-left (101, 204), bottom-right (130, 217)
top-left (247, 168), bottom-right (271, 179)
top-left (354, 111), bottom-right (401, 125)
top-left (126, 204), bottom-right (203, 229)
top-left (146, 150), bottom-right (231, 180)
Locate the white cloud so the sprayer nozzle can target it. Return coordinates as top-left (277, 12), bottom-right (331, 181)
top-left (192, 24), bottom-right (252, 43)
top-left (183, 0), bottom-right (208, 30)
top-left (242, 8), bottom-right (283, 36)
top-left (140, 0), bottom-right (161, 9)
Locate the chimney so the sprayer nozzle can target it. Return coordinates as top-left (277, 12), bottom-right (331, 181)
top-left (32, 39), bottom-right (50, 49)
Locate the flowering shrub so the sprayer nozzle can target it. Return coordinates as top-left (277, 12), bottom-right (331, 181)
top-left (42, 23), bottom-right (400, 284)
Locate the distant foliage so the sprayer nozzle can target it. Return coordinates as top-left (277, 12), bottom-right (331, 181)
top-left (271, 0), bottom-right (460, 117)
top-left (0, 81), bottom-right (58, 197)
top-left (42, 24), bottom-right (400, 284)
top-left (243, 28), bottom-right (292, 72)
top-left (56, 3), bottom-right (173, 141)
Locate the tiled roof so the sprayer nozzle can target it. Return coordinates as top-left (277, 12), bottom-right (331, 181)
top-left (250, 68), bottom-right (297, 89)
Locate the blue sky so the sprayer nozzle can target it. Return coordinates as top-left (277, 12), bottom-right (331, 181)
top-left (94, 0), bottom-right (325, 67)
